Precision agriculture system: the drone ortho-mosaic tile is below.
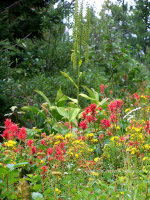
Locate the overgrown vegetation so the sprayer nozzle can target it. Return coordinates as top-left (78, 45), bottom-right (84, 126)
top-left (0, 0), bottom-right (150, 199)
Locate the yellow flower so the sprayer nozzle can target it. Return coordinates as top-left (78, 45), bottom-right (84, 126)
top-left (86, 133), bottom-right (94, 140)
top-left (94, 157), bottom-right (99, 162)
top-left (91, 171), bottom-right (99, 176)
top-left (40, 160), bottom-right (44, 164)
top-left (143, 157), bottom-right (147, 161)
top-left (131, 148), bottom-right (137, 155)
top-left (141, 95), bottom-right (147, 100)
top-left (75, 154), bottom-right (79, 158)
top-left (55, 188), bottom-right (61, 194)
top-left (91, 139), bottom-right (98, 143)
top-left (110, 136), bottom-right (119, 142)
top-left (125, 108), bottom-right (131, 113)
top-left (5, 140), bottom-right (16, 148)
top-left (65, 133), bottom-right (72, 140)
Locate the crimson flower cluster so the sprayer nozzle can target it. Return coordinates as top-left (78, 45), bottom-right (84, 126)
top-left (108, 99), bottom-right (124, 113)
top-left (2, 119), bottom-right (27, 141)
top-left (79, 104), bottom-right (102, 130)
top-left (100, 118), bottom-right (111, 129)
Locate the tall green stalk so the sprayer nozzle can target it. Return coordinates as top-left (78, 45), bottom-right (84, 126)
top-left (71, 0), bottom-right (91, 106)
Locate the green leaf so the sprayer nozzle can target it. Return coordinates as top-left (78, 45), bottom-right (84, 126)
top-left (35, 90), bottom-right (51, 108)
top-left (55, 87), bottom-right (68, 103)
top-left (98, 98), bottom-right (109, 106)
top-left (22, 106), bottom-right (45, 119)
top-left (82, 85), bottom-right (94, 98)
top-left (60, 71), bottom-right (78, 89)
top-left (91, 88), bottom-right (99, 101)
top-left (67, 97), bottom-right (78, 104)
top-left (56, 107), bottom-right (69, 119)
top-left (79, 93), bottom-right (96, 101)
top-left (69, 108), bottom-right (80, 122)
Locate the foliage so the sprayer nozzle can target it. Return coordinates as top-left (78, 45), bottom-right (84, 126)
top-left (0, 82), bottom-right (150, 199)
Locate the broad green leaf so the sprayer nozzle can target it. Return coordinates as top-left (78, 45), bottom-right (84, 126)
top-left (22, 106), bottom-right (45, 119)
top-left (82, 85), bottom-right (95, 98)
top-left (79, 93), bottom-right (95, 101)
top-left (55, 87), bottom-right (68, 103)
top-left (35, 90), bottom-right (51, 108)
top-left (68, 97), bottom-right (78, 104)
top-left (60, 71), bottom-right (78, 89)
top-left (69, 108), bottom-right (80, 122)
top-left (56, 107), bottom-right (69, 119)
top-left (91, 88), bottom-right (99, 100)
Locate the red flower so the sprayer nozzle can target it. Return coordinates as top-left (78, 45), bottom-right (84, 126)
top-left (100, 84), bottom-right (107, 94)
top-left (27, 139), bottom-right (34, 147)
top-left (110, 114), bottom-right (118, 123)
top-left (79, 120), bottom-right (88, 130)
top-left (41, 165), bottom-right (48, 174)
top-left (108, 99), bottom-right (124, 113)
top-left (97, 107), bottom-right (102, 111)
top-left (18, 127), bottom-right (27, 141)
top-left (89, 103), bottom-right (97, 112)
top-left (78, 135), bottom-right (85, 141)
top-left (120, 137), bottom-right (125, 141)
top-left (41, 139), bottom-right (46, 146)
top-left (2, 119), bottom-right (19, 140)
top-left (107, 131), bottom-right (111, 136)
top-left (31, 146), bottom-right (37, 154)
top-left (100, 118), bottom-right (111, 129)
top-left (47, 147), bottom-right (53, 155)
top-left (133, 93), bottom-right (140, 100)
top-left (99, 134), bottom-right (104, 140)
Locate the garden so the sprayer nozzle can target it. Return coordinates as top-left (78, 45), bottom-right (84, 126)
top-left (0, 0), bottom-right (150, 199)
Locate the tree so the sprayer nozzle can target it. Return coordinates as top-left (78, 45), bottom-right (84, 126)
top-left (131, 0), bottom-right (150, 54)
top-left (0, 0), bottom-right (74, 41)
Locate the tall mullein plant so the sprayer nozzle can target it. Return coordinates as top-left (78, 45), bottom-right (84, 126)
top-left (61, 0), bottom-right (91, 107)
top-left (71, 0), bottom-right (91, 106)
